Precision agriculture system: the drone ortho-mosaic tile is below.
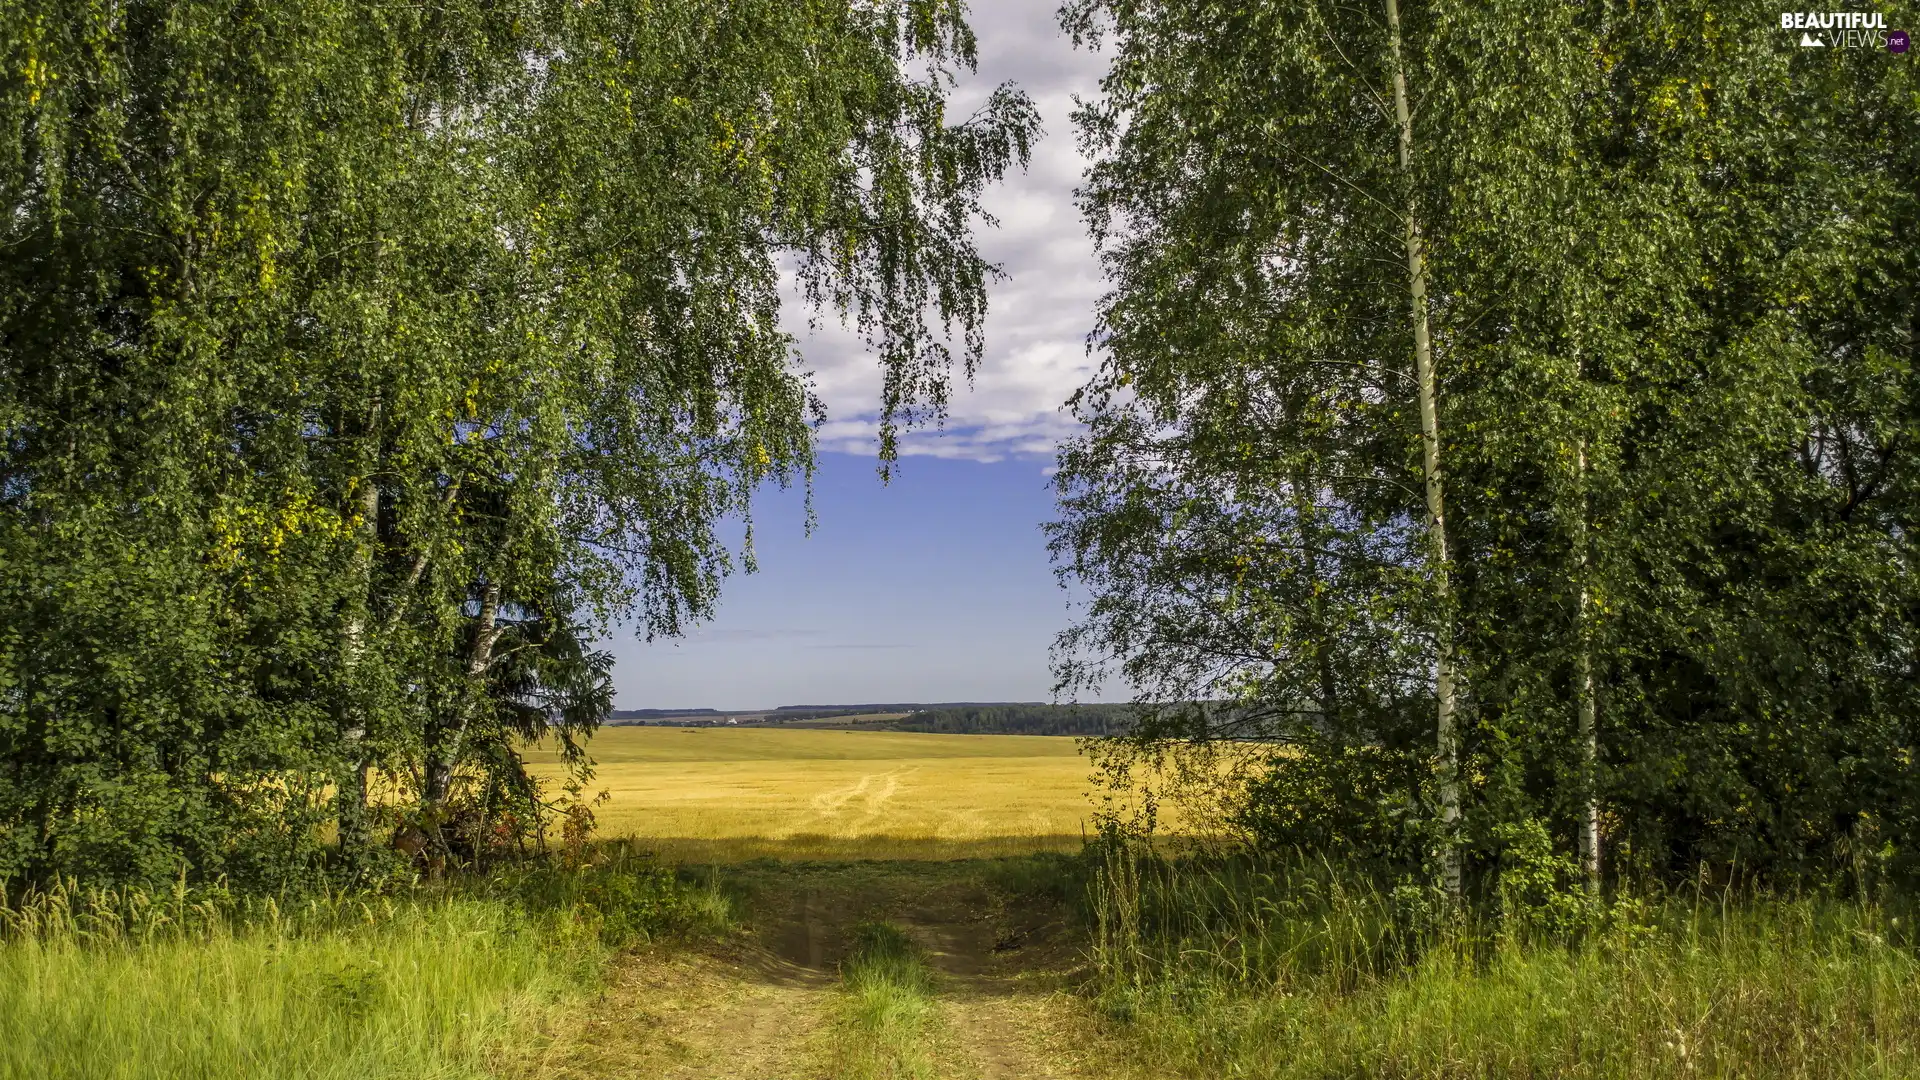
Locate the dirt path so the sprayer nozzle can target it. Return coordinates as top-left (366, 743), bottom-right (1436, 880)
top-left (890, 872), bottom-right (1094, 1080)
top-left (524, 880), bottom-right (839, 1079)
top-left (522, 861), bottom-right (1106, 1080)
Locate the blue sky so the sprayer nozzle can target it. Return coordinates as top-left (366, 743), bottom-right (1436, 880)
top-left (607, 1), bottom-right (1110, 709)
top-left (605, 452), bottom-right (1075, 710)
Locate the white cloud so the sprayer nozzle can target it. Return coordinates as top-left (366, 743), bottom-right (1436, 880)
top-left (783, 0), bottom-right (1107, 464)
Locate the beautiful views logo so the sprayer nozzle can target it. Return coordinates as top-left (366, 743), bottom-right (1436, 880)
top-left (1779, 10), bottom-right (1903, 48)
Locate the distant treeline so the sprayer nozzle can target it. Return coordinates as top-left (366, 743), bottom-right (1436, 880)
top-left (886, 704), bottom-right (1135, 737)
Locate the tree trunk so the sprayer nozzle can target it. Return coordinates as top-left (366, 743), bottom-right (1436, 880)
top-left (1574, 440), bottom-right (1601, 890)
top-left (423, 580), bottom-right (500, 870)
top-left (1575, 616), bottom-right (1600, 888)
top-left (1386, 0), bottom-right (1461, 897)
top-left (335, 469), bottom-right (381, 867)
top-left (1293, 464), bottom-right (1341, 729)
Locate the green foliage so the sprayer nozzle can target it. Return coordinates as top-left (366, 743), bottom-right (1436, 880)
top-left (476, 847), bottom-right (736, 947)
top-left (1053, 0), bottom-right (1920, 886)
top-left (0, 0), bottom-right (1036, 887)
top-left (1488, 818), bottom-right (1604, 941)
top-left (1234, 745), bottom-right (1434, 869)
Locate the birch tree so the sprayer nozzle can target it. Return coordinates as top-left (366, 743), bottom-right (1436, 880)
top-left (1383, 0), bottom-right (1460, 895)
top-left (1056, 0), bottom-right (1478, 886)
top-left (1056, 0), bottom-right (1920, 889)
top-left (0, 0), bottom-right (1037, 886)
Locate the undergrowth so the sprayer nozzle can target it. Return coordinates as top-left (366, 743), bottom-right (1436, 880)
top-left (1086, 843), bottom-right (1920, 1079)
top-left (0, 849), bottom-right (734, 1080)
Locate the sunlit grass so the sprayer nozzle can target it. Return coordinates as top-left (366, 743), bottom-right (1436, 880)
top-left (828, 920), bottom-right (942, 1080)
top-left (0, 858), bottom-right (734, 1080)
top-left (1, 899), bottom-right (582, 1080)
top-left (1086, 847), bottom-right (1920, 1079)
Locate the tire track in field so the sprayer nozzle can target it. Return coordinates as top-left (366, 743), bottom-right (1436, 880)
top-left (808, 773), bottom-right (872, 817)
top-left (808, 768), bottom-right (918, 834)
top-left (856, 769), bottom-right (915, 830)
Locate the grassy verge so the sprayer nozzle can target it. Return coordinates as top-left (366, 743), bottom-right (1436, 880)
top-left (0, 854), bottom-right (733, 1080)
top-left (830, 920), bottom-right (943, 1080)
top-left (1087, 847), bottom-right (1920, 1079)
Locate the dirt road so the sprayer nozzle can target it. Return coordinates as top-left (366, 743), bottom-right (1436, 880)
top-left (522, 861), bottom-right (1106, 1080)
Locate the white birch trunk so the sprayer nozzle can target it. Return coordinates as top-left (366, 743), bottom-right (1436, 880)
top-left (1574, 441), bottom-right (1601, 890)
top-left (420, 581), bottom-right (500, 878)
top-left (1386, 0), bottom-right (1461, 897)
top-left (336, 470), bottom-right (381, 860)
top-left (425, 581), bottom-right (500, 809)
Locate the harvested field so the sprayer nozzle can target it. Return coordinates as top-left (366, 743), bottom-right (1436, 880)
top-left (524, 727), bottom-right (1101, 861)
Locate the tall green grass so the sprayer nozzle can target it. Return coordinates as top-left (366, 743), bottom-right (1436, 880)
top-left (0, 855), bottom-right (734, 1080)
top-left (829, 920), bottom-right (942, 1080)
top-left (1088, 844), bottom-right (1920, 1079)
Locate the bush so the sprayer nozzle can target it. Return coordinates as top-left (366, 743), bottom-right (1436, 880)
top-left (475, 847), bottom-right (735, 946)
top-left (1233, 745), bottom-right (1434, 871)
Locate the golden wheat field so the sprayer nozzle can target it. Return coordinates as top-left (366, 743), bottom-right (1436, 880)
top-left (523, 725), bottom-right (1106, 861)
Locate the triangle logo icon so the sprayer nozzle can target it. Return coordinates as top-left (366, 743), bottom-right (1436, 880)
top-left (1799, 31), bottom-right (1826, 46)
